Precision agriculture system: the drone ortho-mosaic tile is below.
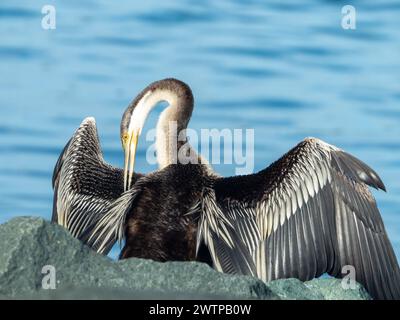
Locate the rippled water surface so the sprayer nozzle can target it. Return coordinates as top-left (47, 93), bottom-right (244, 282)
top-left (0, 0), bottom-right (399, 258)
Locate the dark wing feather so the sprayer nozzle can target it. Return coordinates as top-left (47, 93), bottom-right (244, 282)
top-left (51, 137), bottom-right (72, 223)
top-left (198, 138), bottom-right (400, 299)
top-left (52, 117), bottom-right (142, 254)
top-left (83, 185), bottom-right (142, 255)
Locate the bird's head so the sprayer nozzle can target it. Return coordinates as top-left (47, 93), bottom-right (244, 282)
top-left (120, 89), bottom-right (153, 192)
top-left (120, 78), bottom-right (194, 191)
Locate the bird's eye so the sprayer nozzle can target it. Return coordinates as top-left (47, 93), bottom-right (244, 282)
top-left (123, 133), bottom-right (129, 144)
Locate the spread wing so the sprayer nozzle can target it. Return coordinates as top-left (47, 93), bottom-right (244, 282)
top-left (85, 185), bottom-right (143, 255)
top-left (198, 138), bottom-right (400, 300)
top-left (52, 117), bottom-right (142, 254)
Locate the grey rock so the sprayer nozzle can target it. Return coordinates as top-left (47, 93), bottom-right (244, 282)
top-left (267, 278), bottom-right (325, 300)
top-left (267, 277), bottom-right (371, 300)
top-left (0, 217), bottom-right (371, 300)
top-left (305, 278), bottom-right (371, 300)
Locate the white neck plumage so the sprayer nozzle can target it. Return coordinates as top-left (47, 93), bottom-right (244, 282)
top-left (128, 88), bottom-right (199, 169)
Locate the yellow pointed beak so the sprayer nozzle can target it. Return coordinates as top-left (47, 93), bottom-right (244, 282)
top-left (123, 132), bottom-right (139, 191)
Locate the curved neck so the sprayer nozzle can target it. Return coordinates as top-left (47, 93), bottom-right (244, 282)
top-left (129, 79), bottom-right (198, 168)
top-left (155, 93), bottom-right (193, 168)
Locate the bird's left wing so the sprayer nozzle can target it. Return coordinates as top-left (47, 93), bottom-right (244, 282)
top-left (198, 138), bottom-right (400, 300)
top-left (52, 117), bottom-right (142, 254)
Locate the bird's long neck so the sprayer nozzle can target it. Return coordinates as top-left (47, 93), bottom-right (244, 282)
top-left (130, 79), bottom-right (200, 169)
top-left (155, 93), bottom-right (193, 168)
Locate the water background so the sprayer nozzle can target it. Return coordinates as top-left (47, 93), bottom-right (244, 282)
top-left (0, 0), bottom-right (399, 259)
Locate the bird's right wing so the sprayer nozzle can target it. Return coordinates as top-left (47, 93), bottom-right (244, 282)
top-left (85, 185), bottom-right (143, 255)
top-left (52, 117), bottom-right (142, 254)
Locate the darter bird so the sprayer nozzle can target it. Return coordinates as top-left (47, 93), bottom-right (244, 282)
top-left (53, 78), bottom-right (400, 299)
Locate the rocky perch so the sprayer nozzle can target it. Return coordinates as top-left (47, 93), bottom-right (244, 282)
top-left (0, 217), bottom-right (370, 300)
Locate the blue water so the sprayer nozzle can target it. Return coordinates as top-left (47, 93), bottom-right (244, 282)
top-left (0, 0), bottom-right (399, 260)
